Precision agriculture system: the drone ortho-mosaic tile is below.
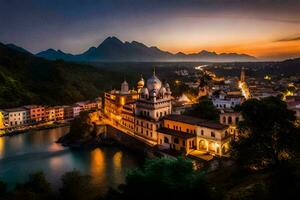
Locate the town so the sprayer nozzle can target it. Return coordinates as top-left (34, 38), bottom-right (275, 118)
top-left (2, 65), bottom-right (298, 163)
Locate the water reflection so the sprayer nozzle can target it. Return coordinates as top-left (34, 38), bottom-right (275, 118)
top-left (0, 138), bottom-right (4, 159)
top-left (112, 151), bottom-right (123, 184)
top-left (90, 148), bottom-right (106, 188)
top-left (0, 127), bottom-right (141, 191)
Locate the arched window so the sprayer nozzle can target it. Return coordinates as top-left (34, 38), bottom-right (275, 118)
top-left (164, 137), bottom-right (169, 143)
top-left (228, 116), bottom-right (232, 124)
top-left (222, 116), bottom-right (226, 123)
top-left (235, 117), bottom-right (239, 124)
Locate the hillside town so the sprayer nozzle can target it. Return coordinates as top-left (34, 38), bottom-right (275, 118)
top-left (1, 67), bottom-right (299, 161)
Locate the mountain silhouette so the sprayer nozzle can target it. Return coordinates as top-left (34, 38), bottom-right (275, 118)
top-left (35, 36), bottom-right (256, 62)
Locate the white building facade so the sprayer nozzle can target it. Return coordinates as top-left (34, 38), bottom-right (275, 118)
top-left (134, 72), bottom-right (172, 143)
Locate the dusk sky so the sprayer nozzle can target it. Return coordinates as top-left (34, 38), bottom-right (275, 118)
top-left (1, 0), bottom-right (300, 60)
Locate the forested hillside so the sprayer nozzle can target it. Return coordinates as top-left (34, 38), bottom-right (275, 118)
top-left (0, 43), bottom-right (125, 108)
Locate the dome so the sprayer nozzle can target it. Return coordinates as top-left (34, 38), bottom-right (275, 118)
top-left (137, 76), bottom-right (145, 88)
top-left (159, 86), bottom-right (166, 95)
top-left (165, 82), bottom-right (170, 88)
top-left (141, 87), bottom-right (149, 96)
top-left (147, 74), bottom-right (162, 91)
top-left (120, 80), bottom-right (129, 94)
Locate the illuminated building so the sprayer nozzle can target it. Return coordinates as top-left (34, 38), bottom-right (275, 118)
top-left (45, 107), bottom-right (55, 121)
top-left (24, 105), bottom-right (45, 122)
top-left (104, 81), bottom-right (139, 125)
top-left (219, 109), bottom-right (242, 139)
top-left (0, 111), bottom-right (6, 129)
top-left (134, 71), bottom-right (172, 143)
top-left (1, 107), bottom-right (30, 127)
top-left (157, 115), bottom-right (197, 155)
top-left (76, 98), bottom-right (102, 111)
top-left (157, 115), bottom-right (230, 156)
top-left (212, 91), bottom-right (244, 109)
top-left (121, 104), bottom-right (135, 132)
top-left (54, 106), bottom-right (64, 121)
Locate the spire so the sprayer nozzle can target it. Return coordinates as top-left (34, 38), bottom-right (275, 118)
top-left (153, 67), bottom-right (156, 76)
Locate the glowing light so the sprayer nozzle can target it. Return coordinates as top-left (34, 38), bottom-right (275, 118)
top-left (264, 75), bottom-right (271, 80)
top-left (120, 97), bottom-right (125, 105)
top-left (238, 81), bottom-right (251, 99)
top-left (90, 148), bottom-right (105, 183)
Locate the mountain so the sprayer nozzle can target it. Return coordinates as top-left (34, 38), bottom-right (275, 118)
top-left (0, 42), bottom-right (125, 108)
top-left (6, 43), bottom-right (31, 54)
top-left (36, 48), bottom-right (76, 61)
top-left (36, 36), bottom-right (256, 62)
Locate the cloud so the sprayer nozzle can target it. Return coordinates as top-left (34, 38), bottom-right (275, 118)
top-left (274, 35), bottom-right (300, 42)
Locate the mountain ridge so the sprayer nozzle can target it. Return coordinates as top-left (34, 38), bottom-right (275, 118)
top-left (35, 36), bottom-right (256, 62)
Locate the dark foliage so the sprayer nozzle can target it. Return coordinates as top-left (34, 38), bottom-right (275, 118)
top-left (60, 170), bottom-right (93, 200)
top-left (104, 158), bottom-right (212, 200)
top-left (0, 43), bottom-right (124, 108)
top-left (231, 96), bottom-right (297, 169)
top-left (184, 96), bottom-right (219, 121)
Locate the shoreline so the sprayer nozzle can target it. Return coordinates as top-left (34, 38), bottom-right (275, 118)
top-left (0, 122), bottom-right (71, 137)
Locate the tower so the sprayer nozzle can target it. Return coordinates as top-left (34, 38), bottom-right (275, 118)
top-left (240, 67), bottom-right (245, 82)
top-left (134, 71), bottom-right (172, 143)
top-left (136, 75), bottom-right (145, 93)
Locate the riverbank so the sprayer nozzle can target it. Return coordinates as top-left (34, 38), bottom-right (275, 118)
top-left (0, 121), bottom-right (71, 137)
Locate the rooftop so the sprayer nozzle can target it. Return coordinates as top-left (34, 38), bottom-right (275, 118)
top-left (2, 107), bottom-right (27, 112)
top-left (157, 127), bottom-right (196, 139)
top-left (163, 114), bottom-right (228, 130)
top-left (163, 114), bottom-right (207, 125)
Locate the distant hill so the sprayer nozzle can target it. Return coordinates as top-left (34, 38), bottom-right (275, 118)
top-left (36, 48), bottom-right (75, 61)
top-left (0, 42), bottom-right (125, 108)
top-left (36, 36), bottom-right (256, 62)
top-left (6, 43), bottom-right (32, 54)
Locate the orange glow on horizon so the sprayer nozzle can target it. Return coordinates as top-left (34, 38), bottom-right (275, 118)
top-left (159, 40), bottom-right (300, 60)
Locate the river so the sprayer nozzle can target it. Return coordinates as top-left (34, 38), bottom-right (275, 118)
top-left (0, 126), bottom-right (142, 193)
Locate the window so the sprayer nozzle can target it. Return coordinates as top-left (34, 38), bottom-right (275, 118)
top-left (182, 140), bottom-right (185, 146)
top-left (235, 117), bottom-right (239, 124)
top-left (174, 138), bottom-right (179, 144)
top-left (186, 128), bottom-right (189, 133)
top-left (211, 132), bottom-right (215, 137)
top-left (164, 137), bottom-right (169, 143)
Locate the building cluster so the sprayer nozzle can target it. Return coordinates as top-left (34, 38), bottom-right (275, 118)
top-left (0, 98), bottom-right (102, 130)
top-left (104, 71), bottom-right (236, 157)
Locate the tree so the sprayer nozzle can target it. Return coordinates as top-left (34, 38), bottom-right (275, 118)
top-left (105, 158), bottom-right (212, 200)
top-left (60, 170), bottom-right (93, 200)
top-left (66, 111), bottom-right (95, 142)
top-left (231, 96), bottom-right (297, 169)
top-left (0, 180), bottom-right (7, 198)
top-left (9, 171), bottom-right (53, 200)
top-left (184, 96), bottom-right (219, 121)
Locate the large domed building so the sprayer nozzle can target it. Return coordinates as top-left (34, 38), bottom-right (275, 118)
top-left (135, 70), bottom-right (172, 143)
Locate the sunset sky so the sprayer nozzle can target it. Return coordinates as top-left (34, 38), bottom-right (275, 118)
top-left (0, 0), bottom-right (300, 60)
